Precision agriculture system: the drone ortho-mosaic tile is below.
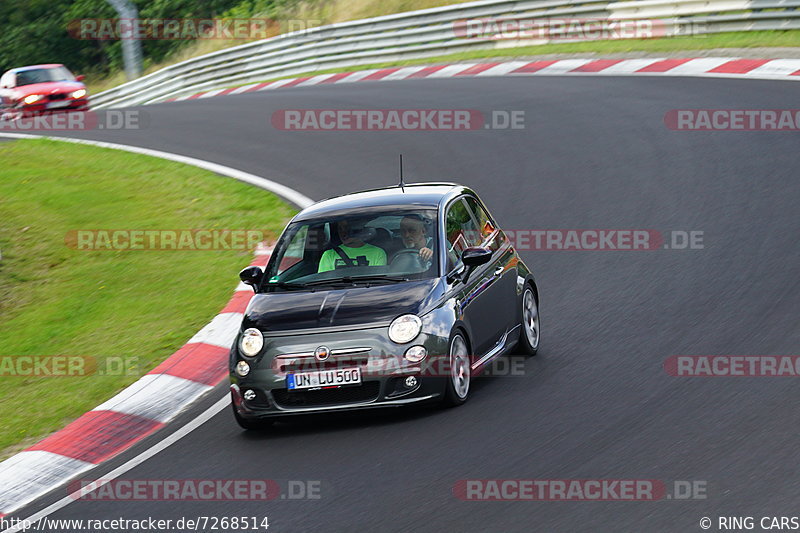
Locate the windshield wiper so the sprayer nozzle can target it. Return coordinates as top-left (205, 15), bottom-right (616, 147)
top-left (300, 275), bottom-right (410, 287)
top-left (266, 280), bottom-right (309, 290)
top-left (268, 275), bottom-right (411, 290)
top-left (344, 275), bottom-right (410, 283)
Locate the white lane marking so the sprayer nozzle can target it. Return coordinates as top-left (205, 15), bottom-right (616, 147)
top-left (93, 374), bottom-right (213, 423)
top-left (0, 452), bottom-right (94, 515)
top-left (0, 133), bottom-right (314, 209)
top-left (187, 312), bottom-right (243, 348)
top-left (1, 396), bottom-right (231, 532)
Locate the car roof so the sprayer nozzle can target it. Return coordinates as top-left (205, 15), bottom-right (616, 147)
top-left (293, 182), bottom-right (471, 221)
top-left (8, 64), bottom-right (65, 73)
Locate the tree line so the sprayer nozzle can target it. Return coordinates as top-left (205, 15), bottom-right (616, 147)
top-left (0, 0), bottom-right (278, 77)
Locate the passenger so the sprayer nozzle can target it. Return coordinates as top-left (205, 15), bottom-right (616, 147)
top-left (318, 219), bottom-right (387, 272)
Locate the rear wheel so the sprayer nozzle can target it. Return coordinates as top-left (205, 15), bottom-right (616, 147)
top-left (519, 286), bottom-right (540, 356)
top-left (232, 402), bottom-right (274, 431)
top-left (442, 332), bottom-right (471, 406)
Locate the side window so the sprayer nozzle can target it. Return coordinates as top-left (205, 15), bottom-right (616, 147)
top-left (276, 225), bottom-right (308, 275)
top-left (445, 198), bottom-right (481, 270)
top-left (463, 196), bottom-right (504, 251)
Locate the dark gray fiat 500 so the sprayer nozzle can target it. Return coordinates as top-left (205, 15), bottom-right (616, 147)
top-left (230, 183), bottom-right (540, 429)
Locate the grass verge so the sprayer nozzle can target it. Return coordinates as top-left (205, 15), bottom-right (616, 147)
top-left (0, 138), bottom-right (296, 460)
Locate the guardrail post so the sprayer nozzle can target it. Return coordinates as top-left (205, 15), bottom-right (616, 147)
top-left (106, 0), bottom-right (143, 80)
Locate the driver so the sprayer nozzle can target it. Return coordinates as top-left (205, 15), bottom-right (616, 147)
top-left (398, 214), bottom-right (433, 263)
top-left (318, 219), bottom-right (387, 272)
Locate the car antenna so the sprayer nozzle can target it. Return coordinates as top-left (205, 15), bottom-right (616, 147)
top-left (398, 154), bottom-right (405, 192)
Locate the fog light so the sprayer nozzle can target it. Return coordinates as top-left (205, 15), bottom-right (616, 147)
top-left (243, 389), bottom-right (256, 401)
top-left (404, 376), bottom-right (418, 388)
top-left (236, 360), bottom-right (250, 377)
top-left (404, 345), bottom-right (427, 363)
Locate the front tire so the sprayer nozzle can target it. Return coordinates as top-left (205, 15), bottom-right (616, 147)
top-left (519, 286), bottom-right (540, 356)
top-left (442, 332), bottom-right (471, 406)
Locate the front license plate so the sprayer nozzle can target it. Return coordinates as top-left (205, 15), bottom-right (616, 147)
top-left (287, 368), bottom-right (361, 390)
top-left (46, 100), bottom-right (71, 109)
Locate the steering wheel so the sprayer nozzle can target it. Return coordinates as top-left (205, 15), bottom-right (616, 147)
top-left (390, 249), bottom-right (426, 271)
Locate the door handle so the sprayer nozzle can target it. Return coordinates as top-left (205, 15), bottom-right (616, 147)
top-left (494, 265), bottom-right (504, 277)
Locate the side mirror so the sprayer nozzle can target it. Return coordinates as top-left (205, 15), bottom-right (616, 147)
top-left (447, 247), bottom-right (492, 284)
top-left (462, 247), bottom-right (492, 267)
top-left (239, 266), bottom-right (264, 292)
top-left (75, 75), bottom-right (86, 82)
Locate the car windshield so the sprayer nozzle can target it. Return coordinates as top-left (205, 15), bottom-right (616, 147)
top-left (261, 208), bottom-right (439, 291)
top-left (15, 67), bottom-right (74, 86)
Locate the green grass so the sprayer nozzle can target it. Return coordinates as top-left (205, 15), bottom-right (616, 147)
top-left (210, 30), bottom-right (800, 92)
top-left (0, 139), bottom-right (296, 459)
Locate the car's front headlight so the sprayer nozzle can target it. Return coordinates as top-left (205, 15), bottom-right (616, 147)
top-left (71, 89), bottom-right (86, 99)
top-left (239, 328), bottom-right (264, 357)
top-left (388, 314), bottom-right (422, 344)
top-left (22, 94), bottom-right (44, 105)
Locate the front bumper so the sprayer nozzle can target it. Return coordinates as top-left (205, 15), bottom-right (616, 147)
top-left (230, 325), bottom-right (450, 419)
top-left (18, 98), bottom-right (89, 116)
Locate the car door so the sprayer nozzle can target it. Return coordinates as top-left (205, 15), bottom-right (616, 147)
top-left (462, 196), bottom-right (518, 341)
top-left (443, 196), bottom-right (503, 357)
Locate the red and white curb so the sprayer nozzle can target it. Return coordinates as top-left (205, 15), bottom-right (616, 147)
top-left (163, 57), bottom-right (800, 103)
top-left (0, 248), bottom-right (270, 517)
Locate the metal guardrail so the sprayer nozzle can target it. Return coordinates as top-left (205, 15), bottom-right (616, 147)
top-left (91, 0), bottom-right (800, 108)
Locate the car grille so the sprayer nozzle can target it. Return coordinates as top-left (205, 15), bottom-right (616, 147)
top-left (272, 382), bottom-right (380, 408)
top-left (276, 357), bottom-right (367, 374)
top-left (48, 93), bottom-right (69, 101)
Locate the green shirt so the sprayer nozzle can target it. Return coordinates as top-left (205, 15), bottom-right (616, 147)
top-left (318, 244), bottom-right (387, 272)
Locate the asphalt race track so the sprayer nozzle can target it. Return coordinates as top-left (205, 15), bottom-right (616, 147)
top-left (15, 75), bottom-right (800, 532)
